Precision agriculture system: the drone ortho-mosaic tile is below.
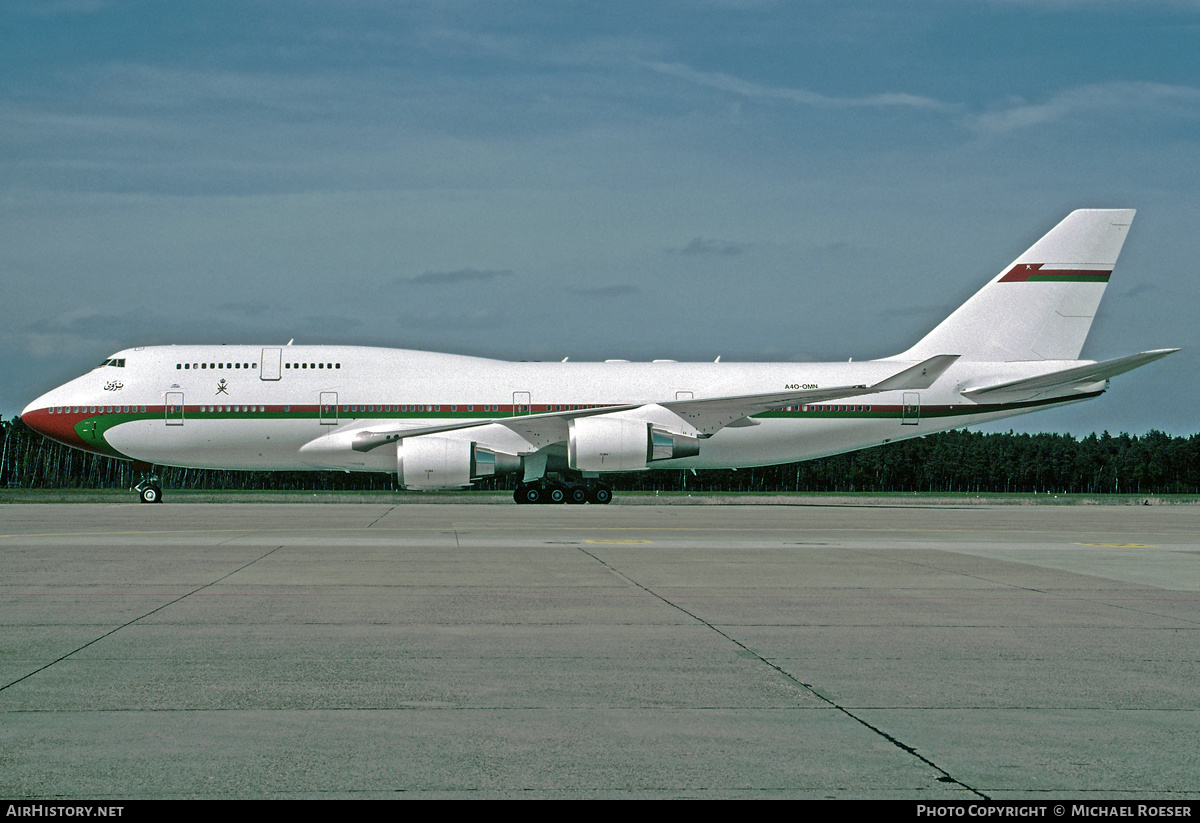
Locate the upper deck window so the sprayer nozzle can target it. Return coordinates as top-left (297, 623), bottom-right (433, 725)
top-left (285, 361), bottom-right (340, 370)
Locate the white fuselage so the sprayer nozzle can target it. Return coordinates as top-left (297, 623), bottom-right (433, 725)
top-left (21, 344), bottom-right (1098, 475)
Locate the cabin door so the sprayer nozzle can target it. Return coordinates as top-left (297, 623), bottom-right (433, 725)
top-left (901, 392), bottom-right (920, 425)
top-left (166, 392), bottom-right (185, 426)
top-left (260, 348), bottom-right (282, 381)
top-left (320, 392), bottom-right (338, 425)
top-left (513, 391), bottom-right (531, 416)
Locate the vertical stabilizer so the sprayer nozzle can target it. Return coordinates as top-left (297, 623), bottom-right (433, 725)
top-left (895, 209), bottom-right (1135, 362)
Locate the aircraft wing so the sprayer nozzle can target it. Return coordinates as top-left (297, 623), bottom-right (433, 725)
top-left (660, 354), bottom-right (959, 434)
top-left (960, 349), bottom-right (1179, 400)
top-left (347, 403), bottom-right (638, 453)
top-left (343, 354), bottom-right (959, 453)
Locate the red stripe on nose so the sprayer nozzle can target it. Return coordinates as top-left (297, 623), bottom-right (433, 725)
top-left (21, 407), bottom-right (100, 454)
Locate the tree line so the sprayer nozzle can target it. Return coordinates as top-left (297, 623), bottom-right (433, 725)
top-left (2, 415), bottom-right (1197, 495)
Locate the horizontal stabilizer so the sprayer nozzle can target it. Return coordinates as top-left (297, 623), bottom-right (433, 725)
top-left (961, 349), bottom-right (1179, 399)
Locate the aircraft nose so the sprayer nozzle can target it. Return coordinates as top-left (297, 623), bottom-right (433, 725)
top-left (20, 395), bottom-right (90, 451)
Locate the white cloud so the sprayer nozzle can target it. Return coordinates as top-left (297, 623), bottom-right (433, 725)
top-left (970, 82), bottom-right (1200, 135)
top-left (640, 60), bottom-right (952, 111)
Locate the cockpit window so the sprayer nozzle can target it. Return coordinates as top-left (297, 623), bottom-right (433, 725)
top-left (96, 358), bottom-right (126, 368)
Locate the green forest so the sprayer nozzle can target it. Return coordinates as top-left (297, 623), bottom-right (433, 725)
top-left (2, 415), bottom-right (1198, 495)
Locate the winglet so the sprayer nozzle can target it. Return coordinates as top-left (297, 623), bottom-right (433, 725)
top-left (869, 354), bottom-right (959, 392)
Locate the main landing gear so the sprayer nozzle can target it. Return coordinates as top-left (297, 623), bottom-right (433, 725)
top-left (513, 479), bottom-right (613, 505)
top-left (132, 465), bottom-right (163, 504)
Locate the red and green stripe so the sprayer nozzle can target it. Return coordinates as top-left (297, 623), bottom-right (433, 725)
top-left (999, 263), bottom-right (1111, 283)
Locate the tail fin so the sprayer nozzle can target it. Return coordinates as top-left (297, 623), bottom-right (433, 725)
top-left (895, 209), bottom-right (1135, 362)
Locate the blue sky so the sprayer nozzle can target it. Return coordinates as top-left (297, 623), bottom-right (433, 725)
top-left (3, 0), bottom-right (1197, 435)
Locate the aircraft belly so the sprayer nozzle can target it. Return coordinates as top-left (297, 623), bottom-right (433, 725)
top-left (104, 419), bottom-right (339, 471)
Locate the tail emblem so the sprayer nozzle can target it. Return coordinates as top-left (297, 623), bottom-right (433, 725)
top-left (999, 263), bottom-right (1111, 283)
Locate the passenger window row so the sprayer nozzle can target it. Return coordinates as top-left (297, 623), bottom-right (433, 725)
top-left (48, 403), bottom-right (862, 417)
top-left (177, 363), bottom-right (257, 370)
top-left (341, 405), bottom-right (500, 413)
top-left (800, 405), bottom-right (872, 412)
top-left (49, 406), bottom-right (146, 414)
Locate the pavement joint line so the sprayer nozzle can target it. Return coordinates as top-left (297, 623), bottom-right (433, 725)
top-left (0, 544), bottom-right (285, 694)
top-left (366, 506), bottom-right (397, 528)
top-left (573, 544), bottom-right (990, 800)
top-left (851, 547), bottom-right (1200, 625)
top-left (852, 546), bottom-right (1055, 595)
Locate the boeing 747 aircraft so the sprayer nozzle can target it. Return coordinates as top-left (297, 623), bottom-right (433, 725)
top-left (21, 209), bottom-right (1177, 504)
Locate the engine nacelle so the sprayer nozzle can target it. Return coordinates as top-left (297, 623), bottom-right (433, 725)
top-left (568, 416), bottom-right (700, 472)
top-left (397, 435), bottom-right (520, 490)
top-left (650, 427), bottom-right (702, 463)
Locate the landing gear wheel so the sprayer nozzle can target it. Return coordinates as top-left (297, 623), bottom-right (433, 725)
top-left (587, 485), bottom-right (612, 505)
top-left (547, 485), bottom-right (566, 504)
top-left (567, 485), bottom-right (588, 505)
top-left (134, 469), bottom-right (163, 504)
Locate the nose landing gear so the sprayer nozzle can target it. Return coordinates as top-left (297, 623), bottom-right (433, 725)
top-left (132, 464), bottom-right (163, 504)
top-left (137, 483), bottom-right (162, 504)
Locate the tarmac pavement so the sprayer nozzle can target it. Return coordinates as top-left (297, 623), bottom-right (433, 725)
top-left (1, 501), bottom-right (1197, 799)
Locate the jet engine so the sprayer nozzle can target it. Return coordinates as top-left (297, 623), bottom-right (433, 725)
top-left (397, 435), bottom-right (521, 490)
top-left (567, 416), bottom-right (700, 472)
